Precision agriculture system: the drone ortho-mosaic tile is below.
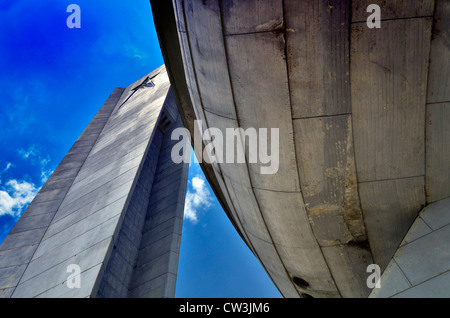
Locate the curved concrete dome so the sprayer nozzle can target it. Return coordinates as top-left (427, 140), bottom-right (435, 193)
top-left (150, 0), bottom-right (450, 297)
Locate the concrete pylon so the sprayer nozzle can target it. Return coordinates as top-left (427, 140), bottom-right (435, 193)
top-left (0, 65), bottom-right (189, 298)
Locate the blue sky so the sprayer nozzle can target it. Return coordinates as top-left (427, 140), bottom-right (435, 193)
top-left (0, 1), bottom-right (280, 297)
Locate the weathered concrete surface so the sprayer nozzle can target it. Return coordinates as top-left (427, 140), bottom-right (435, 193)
top-left (151, 0), bottom-right (449, 297)
top-left (426, 0), bottom-right (450, 203)
top-left (0, 66), bottom-right (189, 298)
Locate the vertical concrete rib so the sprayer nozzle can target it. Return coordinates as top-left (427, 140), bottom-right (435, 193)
top-left (350, 1), bottom-right (433, 270)
top-left (94, 129), bottom-right (164, 297)
top-left (425, 0), bottom-right (450, 203)
top-left (128, 114), bottom-right (189, 298)
top-left (221, 0), bottom-right (339, 297)
top-left (283, 0), bottom-right (373, 298)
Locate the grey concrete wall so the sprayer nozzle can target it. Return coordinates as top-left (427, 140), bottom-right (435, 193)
top-left (128, 113), bottom-right (189, 298)
top-left (426, 0), bottom-right (450, 203)
top-left (96, 92), bottom-right (189, 298)
top-left (95, 129), bottom-right (163, 297)
top-left (351, 1), bottom-right (433, 270)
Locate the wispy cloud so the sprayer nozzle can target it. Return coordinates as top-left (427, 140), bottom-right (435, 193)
top-left (0, 179), bottom-right (39, 218)
top-left (18, 145), bottom-right (38, 159)
top-left (18, 145), bottom-right (53, 183)
top-left (4, 162), bottom-right (13, 172)
top-left (184, 175), bottom-right (213, 224)
top-left (0, 162), bottom-right (14, 185)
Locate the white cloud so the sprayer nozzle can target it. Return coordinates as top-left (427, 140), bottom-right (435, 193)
top-left (183, 175), bottom-right (213, 224)
top-left (17, 145), bottom-right (53, 183)
top-left (40, 168), bottom-right (53, 184)
top-left (0, 162), bottom-right (15, 185)
top-left (0, 179), bottom-right (39, 218)
top-left (4, 162), bottom-right (13, 172)
top-left (0, 145), bottom-right (52, 219)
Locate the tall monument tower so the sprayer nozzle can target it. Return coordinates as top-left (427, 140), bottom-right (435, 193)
top-left (0, 65), bottom-right (189, 298)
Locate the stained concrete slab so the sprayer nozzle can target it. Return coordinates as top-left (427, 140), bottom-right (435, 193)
top-left (426, 103), bottom-right (450, 203)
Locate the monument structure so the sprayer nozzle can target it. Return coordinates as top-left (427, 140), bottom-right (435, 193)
top-left (0, 0), bottom-right (449, 298)
top-left (0, 66), bottom-right (189, 297)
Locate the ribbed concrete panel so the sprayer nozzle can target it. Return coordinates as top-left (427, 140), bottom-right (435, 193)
top-left (203, 108), bottom-right (296, 293)
top-left (293, 115), bottom-right (367, 246)
top-left (226, 32), bottom-right (299, 192)
top-left (244, 232), bottom-right (299, 298)
top-left (322, 244), bottom-right (373, 297)
top-left (203, 112), bottom-right (250, 187)
top-left (426, 1), bottom-right (450, 203)
top-left (285, 0), bottom-right (351, 118)
top-left (293, 114), bottom-right (373, 296)
top-left (351, 18), bottom-right (431, 182)
top-left (183, 0), bottom-right (236, 119)
top-left (169, 0), bottom-right (263, 266)
top-left (202, 111), bottom-right (296, 296)
top-left (252, 190), bottom-right (314, 249)
top-left (223, 177), bottom-right (271, 243)
top-left (426, 103), bottom-right (450, 202)
top-left (173, 0), bottom-right (185, 32)
top-left (350, 13), bottom-right (432, 273)
top-left (426, 1), bottom-right (449, 104)
top-left (210, 164), bottom-right (250, 245)
top-left (221, 0), bottom-right (283, 35)
top-left (177, 32), bottom-right (207, 131)
top-left (253, 188), bottom-right (338, 295)
top-left (201, 111), bottom-right (262, 248)
top-left (178, 9), bottom-right (257, 250)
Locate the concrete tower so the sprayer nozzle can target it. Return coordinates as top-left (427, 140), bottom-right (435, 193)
top-left (0, 66), bottom-right (189, 298)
